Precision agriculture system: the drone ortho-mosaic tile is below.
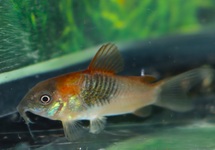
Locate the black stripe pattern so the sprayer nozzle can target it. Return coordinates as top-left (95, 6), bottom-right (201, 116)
top-left (81, 73), bottom-right (118, 106)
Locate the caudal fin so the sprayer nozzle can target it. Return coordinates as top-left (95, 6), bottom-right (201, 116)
top-left (155, 67), bottom-right (214, 112)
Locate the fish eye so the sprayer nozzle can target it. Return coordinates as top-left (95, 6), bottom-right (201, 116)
top-left (40, 94), bottom-right (52, 105)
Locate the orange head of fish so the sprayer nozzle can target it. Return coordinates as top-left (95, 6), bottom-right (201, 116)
top-left (17, 72), bottom-right (83, 123)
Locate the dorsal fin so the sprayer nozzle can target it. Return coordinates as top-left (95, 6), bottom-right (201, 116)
top-left (88, 43), bottom-right (124, 74)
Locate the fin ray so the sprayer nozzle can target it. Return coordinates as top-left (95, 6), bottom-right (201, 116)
top-left (88, 43), bottom-right (123, 74)
top-left (90, 117), bottom-right (106, 134)
top-left (62, 121), bottom-right (86, 141)
top-left (133, 106), bottom-right (152, 117)
top-left (155, 67), bottom-right (215, 112)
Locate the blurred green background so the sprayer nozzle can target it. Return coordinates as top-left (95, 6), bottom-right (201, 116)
top-left (1, 0), bottom-right (215, 73)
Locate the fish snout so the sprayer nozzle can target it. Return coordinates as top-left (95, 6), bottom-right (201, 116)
top-left (17, 102), bottom-right (33, 124)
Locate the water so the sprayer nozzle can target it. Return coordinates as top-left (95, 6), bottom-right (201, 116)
top-left (1, 0), bottom-right (215, 149)
top-left (1, 33), bottom-right (215, 149)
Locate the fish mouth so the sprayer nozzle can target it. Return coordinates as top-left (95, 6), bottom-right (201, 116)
top-left (17, 106), bottom-right (34, 124)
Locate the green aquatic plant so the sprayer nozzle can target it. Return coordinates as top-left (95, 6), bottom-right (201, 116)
top-left (0, 0), bottom-right (215, 73)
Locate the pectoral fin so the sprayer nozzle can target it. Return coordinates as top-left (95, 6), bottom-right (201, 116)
top-left (62, 121), bottom-right (86, 141)
top-left (133, 106), bottom-right (152, 117)
top-left (90, 117), bottom-right (106, 134)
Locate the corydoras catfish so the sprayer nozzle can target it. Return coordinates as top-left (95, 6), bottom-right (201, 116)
top-left (17, 43), bottom-right (214, 141)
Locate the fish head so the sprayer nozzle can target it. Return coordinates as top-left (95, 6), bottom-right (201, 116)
top-left (17, 79), bottom-right (61, 123)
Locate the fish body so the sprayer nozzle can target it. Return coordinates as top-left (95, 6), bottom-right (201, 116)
top-left (17, 43), bottom-right (214, 140)
top-left (59, 73), bottom-right (157, 119)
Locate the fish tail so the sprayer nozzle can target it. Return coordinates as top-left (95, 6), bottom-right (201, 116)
top-left (155, 67), bottom-right (215, 112)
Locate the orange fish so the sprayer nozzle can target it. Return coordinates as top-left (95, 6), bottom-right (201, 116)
top-left (17, 43), bottom-right (214, 140)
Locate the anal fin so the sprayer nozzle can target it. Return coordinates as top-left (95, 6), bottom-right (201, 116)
top-left (133, 106), bottom-right (152, 117)
top-left (90, 117), bottom-right (106, 134)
